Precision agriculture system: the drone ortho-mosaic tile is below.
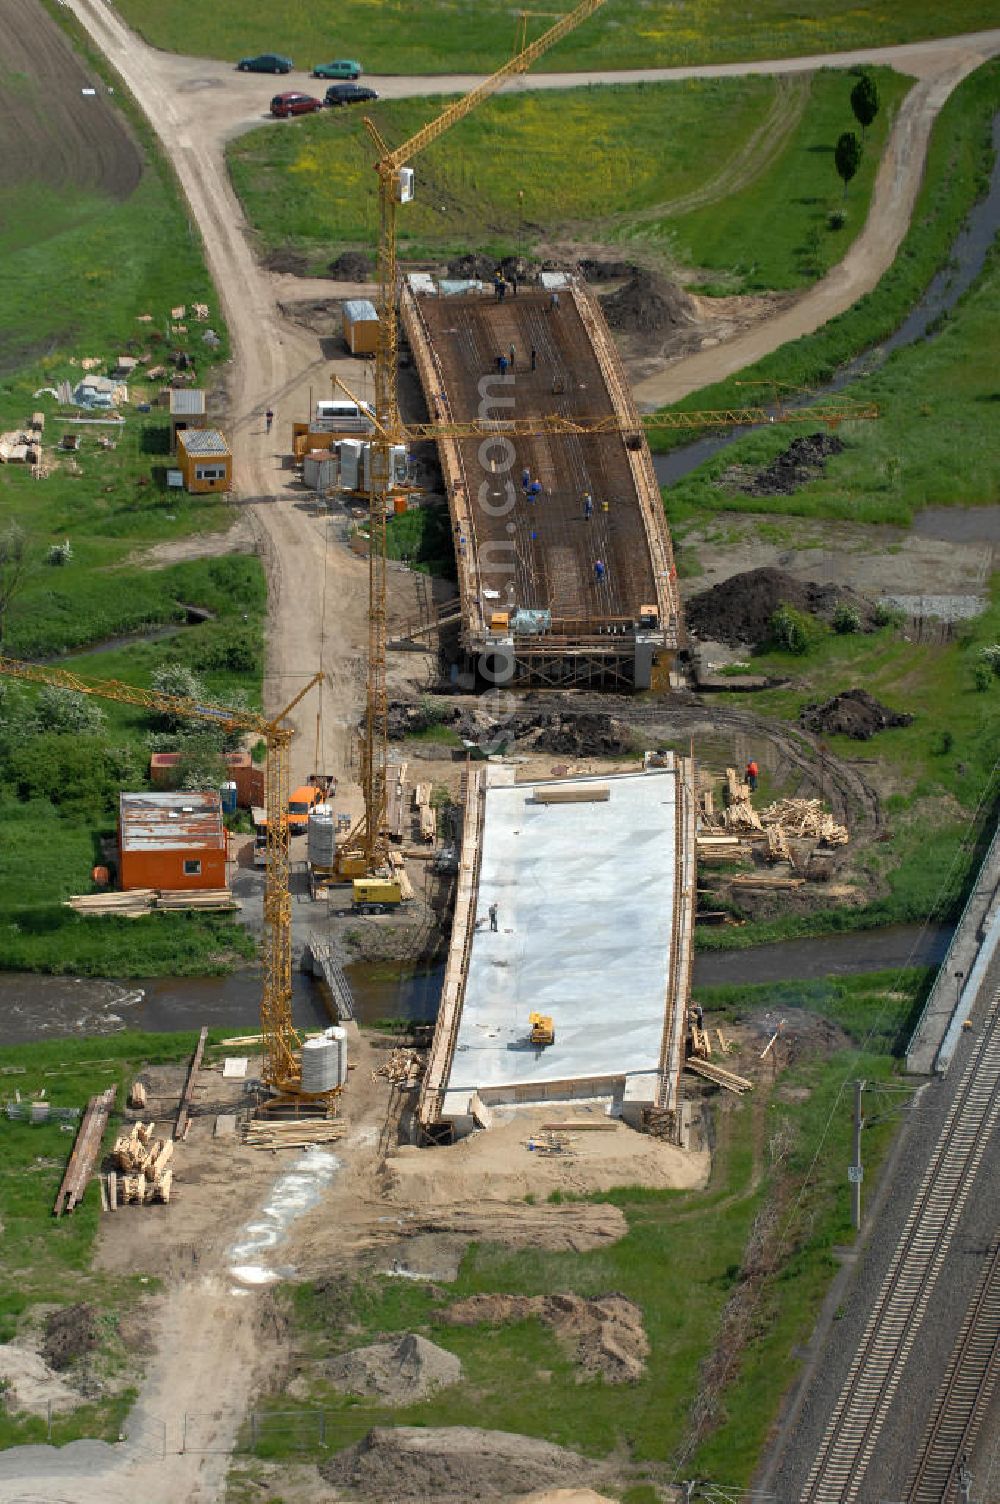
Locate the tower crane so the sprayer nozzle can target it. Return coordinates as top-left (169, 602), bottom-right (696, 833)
top-left (339, 0), bottom-right (877, 877)
top-left (0, 656), bottom-right (323, 1098)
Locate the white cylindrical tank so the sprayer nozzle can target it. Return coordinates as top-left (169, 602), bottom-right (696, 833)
top-left (329, 1025), bottom-right (348, 1085)
top-left (300, 1034), bottom-right (339, 1094)
top-left (307, 804), bottom-right (336, 868)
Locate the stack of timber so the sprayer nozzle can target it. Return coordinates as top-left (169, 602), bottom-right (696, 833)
top-left (684, 1056), bottom-right (753, 1094)
top-left (106, 1121), bottom-right (173, 1205)
top-left (413, 783), bottom-right (437, 844)
top-left (730, 872), bottom-right (804, 890)
top-left (723, 799), bottom-right (763, 833)
top-left (66, 888), bottom-right (238, 916)
top-left (243, 1118), bottom-right (344, 1150)
top-left (54, 1086), bottom-right (116, 1216)
top-left (725, 767), bottom-right (751, 805)
top-left (387, 761), bottom-right (409, 842)
top-left (696, 834), bottom-right (752, 864)
top-left (156, 889), bottom-right (240, 912)
top-left (765, 824), bottom-right (792, 863)
top-left (175, 1027), bottom-right (208, 1140)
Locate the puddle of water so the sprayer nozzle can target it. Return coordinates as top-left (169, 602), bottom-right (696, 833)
top-left (653, 112), bottom-right (1000, 491)
top-left (228, 1147), bottom-right (340, 1289)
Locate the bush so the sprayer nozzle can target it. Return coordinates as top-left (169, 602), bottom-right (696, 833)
top-left (974, 662), bottom-right (994, 692)
top-left (979, 644), bottom-right (1000, 675)
top-left (5, 733), bottom-right (140, 810)
top-left (770, 603), bottom-right (824, 655)
top-left (872, 601), bottom-right (906, 628)
top-left (827, 208), bottom-right (846, 230)
top-left (832, 603), bottom-right (862, 634)
top-left (30, 687), bottom-right (106, 735)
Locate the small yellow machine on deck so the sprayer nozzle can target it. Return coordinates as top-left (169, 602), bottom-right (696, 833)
top-left (529, 1012), bottom-right (555, 1047)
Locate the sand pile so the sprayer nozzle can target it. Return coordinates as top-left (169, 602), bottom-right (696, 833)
top-left (327, 1332), bottom-right (462, 1404)
top-left (685, 566), bottom-right (875, 647)
top-left (800, 688), bottom-right (913, 740)
top-left (322, 1425), bottom-right (604, 1502)
top-left (601, 269), bottom-right (696, 334)
top-left (443, 1292), bottom-right (648, 1383)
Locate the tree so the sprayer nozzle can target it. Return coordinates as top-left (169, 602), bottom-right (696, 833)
top-left (850, 74), bottom-right (880, 141)
top-left (30, 686), bottom-right (106, 735)
top-left (0, 523), bottom-right (29, 648)
top-left (835, 131), bottom-right (862, 201)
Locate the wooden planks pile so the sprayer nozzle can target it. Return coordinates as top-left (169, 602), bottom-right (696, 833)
top-left (106, 1121), bottom-right (173, 1206)
top-left (684, 1056), bottom-right (753, 1094)
top-left (723, 799), bottom-right (763, 833)
top-left (387, 761), bottom-right (409, 842)
top-left (66, 889), bottom-right (239, 916)
top-left (759, 798), bottom-right (849, 846)
top-left (696, 834), bottom-right (753, 864)
top-left (174, 1027), bottom-right (208, 1140)
top-left (388, 851), bottom-right (415, 902)
top-left (243, 1118), bottom-right (343, 1150)
top-left (413, 783), bottom-right (436, 844)
top-left (372, 1048), bottom-right (424, 1086)
top-left (54, 1086), bottom-right (116, 1216)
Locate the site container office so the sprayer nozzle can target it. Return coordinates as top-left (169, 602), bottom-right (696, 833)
top-left (118, 791), bottom-right (227, 891)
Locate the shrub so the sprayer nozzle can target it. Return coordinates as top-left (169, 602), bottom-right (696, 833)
top-left (872, 601), bottom-right (906, 628)
top-left (827, 209), bottom-right (846, 230)
top-left (47, 541), bottom-right (73, 567)
top-left (30, 687), bottom-right (105, 735)
top-left (979, 644), bottom-right (1000, 675)
top-left (832, 603), bottom-right (862, 634)
top-left (5, 733), bottom-right (140, 810)
top-left (974, 662), bottom-right (994, 692)
top-left (770, 603), bottom-right (824, 655)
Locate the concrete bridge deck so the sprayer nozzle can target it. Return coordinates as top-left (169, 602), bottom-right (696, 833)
top-left (402, 277), bottom-right (681, 690)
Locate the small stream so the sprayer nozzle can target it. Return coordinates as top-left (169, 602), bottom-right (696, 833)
top-left (652, 113), bottom-right (1000, 491)
top-left (0, 924), bottom-right (950, 1045)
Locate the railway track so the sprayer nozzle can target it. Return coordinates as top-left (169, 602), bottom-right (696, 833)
top-left (905, 1239), bottom-right (1000, 1502)
top-left (800, 987), bottom-right (1000, 1503)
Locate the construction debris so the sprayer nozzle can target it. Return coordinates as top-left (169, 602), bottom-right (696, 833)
top-left (758, 798), bottom-right (849, 847)
top-left (53, 1087), bottom-right (116, 1216)
top-left (372, 1049), bottom-right (424, 1087)
top-left (127, 1080), bottom-right (147, 1110)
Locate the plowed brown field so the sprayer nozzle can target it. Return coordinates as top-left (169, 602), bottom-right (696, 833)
top-left (0, 0), bottom-right (141, 198)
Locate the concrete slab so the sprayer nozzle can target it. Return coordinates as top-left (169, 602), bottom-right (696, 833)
top-left (448, 770), bottom-right (676, 1097)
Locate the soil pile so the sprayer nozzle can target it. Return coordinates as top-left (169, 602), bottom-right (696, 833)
top-left (578, 257), bottom-right (635, 281)
top-left (328, 251), bottom-right (372, 280)
top-left (723, 432), bottom-right (844, 496)
top-left (601, 269), bottom-right (696, 334)
top-left (327, 1332), bottom-right (461, 1404)
top-left (263, 247), bottom-right (309, 276)
top-left (685, 567), bottom-right (875, 647)
top-left (443, 1292), bottom-right (648, 1383)
top-left (522, 710), bottom-right (634, 757)
top-left (322, 1425), bottom-right (602, 1502)
top-left (43, 1303), bottom-right (98, 1371)
top-left (800, 688), bottom-right (913, 740)
top-left (447, 253), bottom-right (529, 282)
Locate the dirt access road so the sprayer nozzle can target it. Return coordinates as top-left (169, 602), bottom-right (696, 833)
top-left (55, 1), bottom-right (1000, 795)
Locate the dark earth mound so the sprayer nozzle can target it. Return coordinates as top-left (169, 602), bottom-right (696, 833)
top-left (263, 247), bottom-right (310, 275)
top-left (446, 253), bottom-right (530, 282)
top-left (723, 431), bottom-right (844, 497)
top-left (328, 251), bottom-right (373, 280)
top-left (578, 257), bottom-right (636, 280)
top-left (685, 567), bottom-right (877, 647)
top-left (43, 1304), bottom-right (98, 1371)
top-left (601, 269), bottom-right (696, 333)
top-left (800, 688), bottom-right (913, 740)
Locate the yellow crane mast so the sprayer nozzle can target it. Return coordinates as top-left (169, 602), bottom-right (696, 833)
top-left (0, 656), bottom-right (322, 1096)
top-left (340, 0), bottom-right (878, 877)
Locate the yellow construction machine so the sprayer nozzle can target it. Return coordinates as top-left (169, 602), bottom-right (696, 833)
top-left (529, 1012), bottom-right (555, 1047)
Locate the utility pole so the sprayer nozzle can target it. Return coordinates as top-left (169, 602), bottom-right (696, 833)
top-left (850, 1079), bottom-right (865, 1231)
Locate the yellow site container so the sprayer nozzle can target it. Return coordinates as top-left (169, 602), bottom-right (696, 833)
top-left (490, 610), bottom-right (510, 631)
top-left (352, 878), bottom-right (402, 907)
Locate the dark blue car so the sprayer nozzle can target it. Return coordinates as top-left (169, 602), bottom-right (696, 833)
top-left (237, 53), bottom-right (293, 74)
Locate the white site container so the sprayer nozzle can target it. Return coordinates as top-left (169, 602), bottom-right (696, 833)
top-left (307, 805), bottom-right (336, 869)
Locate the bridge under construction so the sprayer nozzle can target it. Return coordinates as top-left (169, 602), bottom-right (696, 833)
top-left (402, 275), bottom-right (682, 691)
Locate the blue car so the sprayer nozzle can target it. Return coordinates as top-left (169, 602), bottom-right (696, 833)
top-left (237, 53), bottom-right (293, 74)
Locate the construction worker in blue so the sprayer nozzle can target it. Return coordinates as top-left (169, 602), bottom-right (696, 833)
top-left (594, 559), bottom-right (606, 583)
top-left (528, 480), bottom-right (542, 502)
top-left (583, 492), bottom-right (593, 520)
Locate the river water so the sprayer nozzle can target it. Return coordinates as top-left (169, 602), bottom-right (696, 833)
top-left (0, 923), bottom-right (950, 1045)
top-left (651, 113), bottom-right (1000, 491)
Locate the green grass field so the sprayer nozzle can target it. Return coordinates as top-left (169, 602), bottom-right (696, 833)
top-left (229, 69), bottom-right (905, 290)
top-left (114, 0), bottom-right (998, 74)
top-left (651, 59), bottom-right (1000, 445)
top-left (0, 12), bottom-right (265, 977)
top-left (244, 972), bottom-right (921, 1485)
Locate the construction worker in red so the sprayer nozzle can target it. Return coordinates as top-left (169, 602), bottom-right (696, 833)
top-left (746, 759), bottom-right (759, 792)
